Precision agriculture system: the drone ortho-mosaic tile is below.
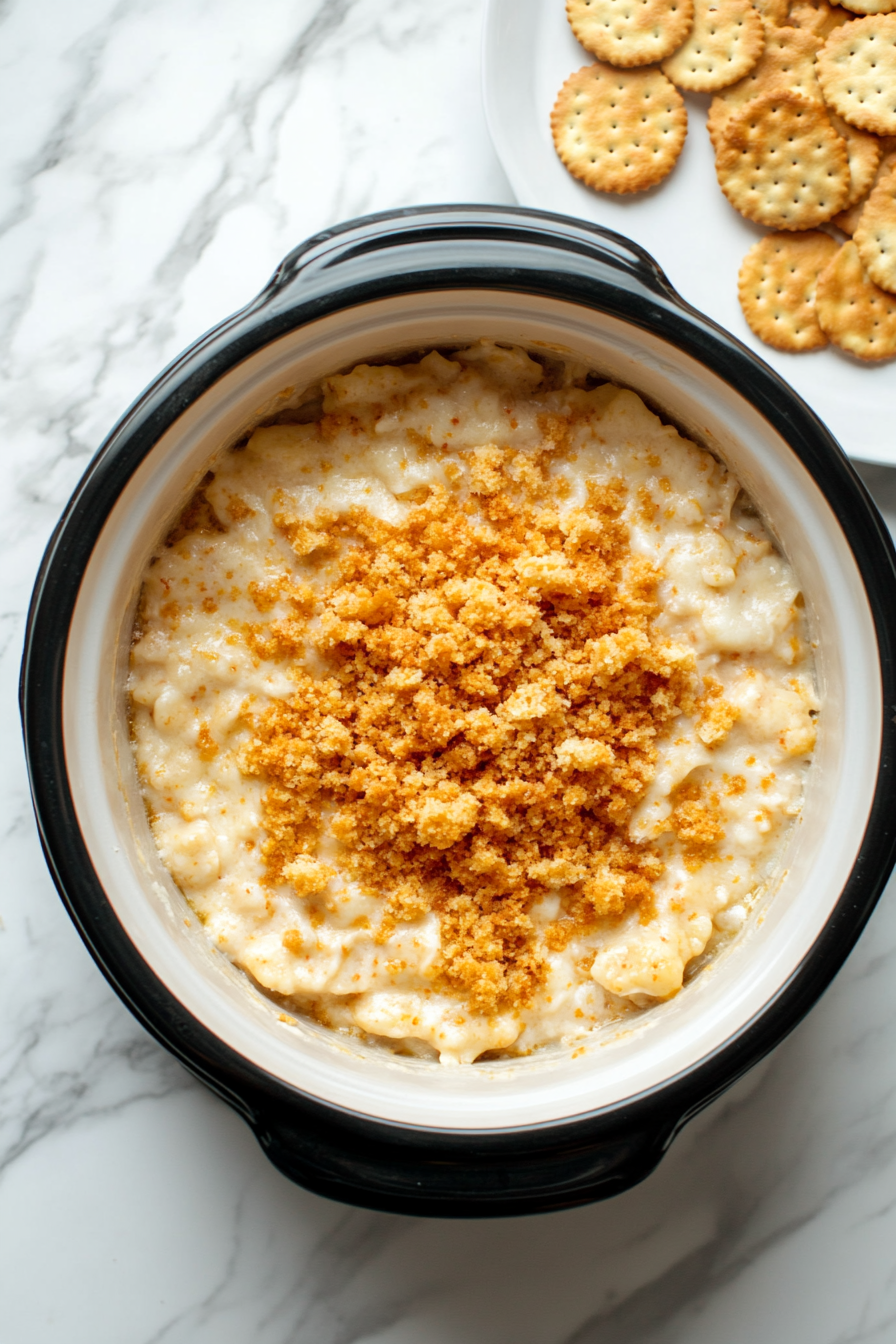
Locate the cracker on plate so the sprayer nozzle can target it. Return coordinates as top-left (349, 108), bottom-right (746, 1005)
top-left (787, 0), bottom-right (853, 38)
top-left (551, 63), bottom-right (688, 193)
top-left (815, 238), bottom-right (896, 355)
top-left (832, 196), bottom-right (868, 232)
top-left (663, 0), bottom-right (765, 92)
top-left (707, 22), bottom-right (823, 148)
top-left (566, 0), bottom-right (695, 68)
top-left (837, 0), bottom-right (896, 15)
top-left (817, 15), bottom-right (896, 135)
top-left (829, 110), bottom-right (883, 203)
top-left (754, 0), bottom-right (790, 23)
top-left (832, 148), bottom-right (896, 228)
top-left (854, 163), bottom-right (896, 289)
top-left (715, 89), bottom-right (850, 227)
top-left (738, 231), bottom-right (840, 349)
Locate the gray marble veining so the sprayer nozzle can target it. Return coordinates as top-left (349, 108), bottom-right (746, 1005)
top-left (2, 3), bottom-right (895, 1341)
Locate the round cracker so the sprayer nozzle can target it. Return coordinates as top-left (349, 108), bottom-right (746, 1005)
top-left (738, 231), bottom-right (840, 349)
top-left (787, 0), bottom-right (853, 38)
top-left (854, 164), bottom-right (896, 289)
top-left (755, 0), bottom-right (790, 23)
top-left (832, 195), bottom-right (869, 230)
top-left (833, 146), bottom-right (896, 228)
top-left (829, 110), bottom-right (882, 202)
top-left (707, 23), bottom-right (824, 149)
top-left (817, 16), bottom-right (896, 135)
top-left (551, 63), bottom-right (687, 194)
top-left (815, 238), bottom-right (896, 356)
top-left (837, 0), bottom-right (896, 15)
top-left (715, 90), bottom-right (851, 227)
top-left (566, 0), bottom-right (695, 68)
top-left (663, 0), bottom-right (765, 92)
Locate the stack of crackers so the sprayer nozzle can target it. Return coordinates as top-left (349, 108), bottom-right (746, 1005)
top-left (551, 0), bottom-right (896, 361)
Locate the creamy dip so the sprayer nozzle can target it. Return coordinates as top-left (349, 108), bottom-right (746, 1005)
top-left (129, 342), bottom-right (818, 1064)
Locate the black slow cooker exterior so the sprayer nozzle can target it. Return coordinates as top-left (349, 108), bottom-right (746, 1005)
top-left (19, 205), bottom-right (896, 1217)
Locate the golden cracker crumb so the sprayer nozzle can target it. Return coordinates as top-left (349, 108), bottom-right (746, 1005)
top-left (241, 457), bottom-right (697, 1016)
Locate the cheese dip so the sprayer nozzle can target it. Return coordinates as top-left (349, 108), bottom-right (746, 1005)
top-left (129, 342), bottom-right (818, 1064)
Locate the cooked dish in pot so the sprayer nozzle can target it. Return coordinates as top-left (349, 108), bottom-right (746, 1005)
top-left (129, 342), bottom-right (818, 1064)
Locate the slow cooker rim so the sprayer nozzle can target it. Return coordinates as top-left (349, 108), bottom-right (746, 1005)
top-left (19, 206), bottom-right (896, 1200)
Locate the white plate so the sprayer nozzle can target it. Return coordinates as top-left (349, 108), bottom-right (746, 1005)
top-left (482, 0), bottom-right (896, 466)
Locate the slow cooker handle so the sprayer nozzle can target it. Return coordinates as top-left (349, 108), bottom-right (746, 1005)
top-left (255, 204), bottom-right (681, 316)
top-left (253, 1101), bottom-right (679, 1216)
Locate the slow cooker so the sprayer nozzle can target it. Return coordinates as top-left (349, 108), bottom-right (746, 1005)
top-left (20, 205), bottom-right (896, 1216)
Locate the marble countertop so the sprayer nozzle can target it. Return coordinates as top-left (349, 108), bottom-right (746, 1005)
top-left (2, 3), bottom-right (896, 1341)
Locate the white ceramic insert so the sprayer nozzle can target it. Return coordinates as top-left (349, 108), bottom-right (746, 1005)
top-left (62, 289), bottom-right (881, 1131)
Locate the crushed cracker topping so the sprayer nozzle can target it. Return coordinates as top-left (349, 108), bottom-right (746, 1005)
top-left (129, 343), bottom-right (818, 1063)
top-left (242, 455), bottom-right (697, 1015)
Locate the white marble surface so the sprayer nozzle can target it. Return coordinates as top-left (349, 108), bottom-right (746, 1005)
top-left (2, 3), bottom-right (896, 1341)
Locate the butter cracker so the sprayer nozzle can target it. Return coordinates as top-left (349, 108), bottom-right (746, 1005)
top-left (829, 110), bottom-right (882, 203)
top-left (815, 238), bottom-right (896, 356)
top-left (552, 63), bottom-right (687, 194)
top-left (854, 163), bottom-right (896, 289)
top-left (707, 22), bottom-right (823, 149)
top-left (818, 15), bottom-right (896, 135)
top-left (566, 0), bottom-right (695, 68)
top-left (837, 0), bottom-right (896, 15)
top-left (663, 0), bottom-right (765, 92)
top-left (738, 231), bottom-right (839, 349)
top-left (715, 89), bottom-right (850, 227)
top-left (787, 0), bottom-right (853, 37)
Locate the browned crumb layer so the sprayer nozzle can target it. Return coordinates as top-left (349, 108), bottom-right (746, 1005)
top-left (239, 445), bottom-right (700, 1016)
